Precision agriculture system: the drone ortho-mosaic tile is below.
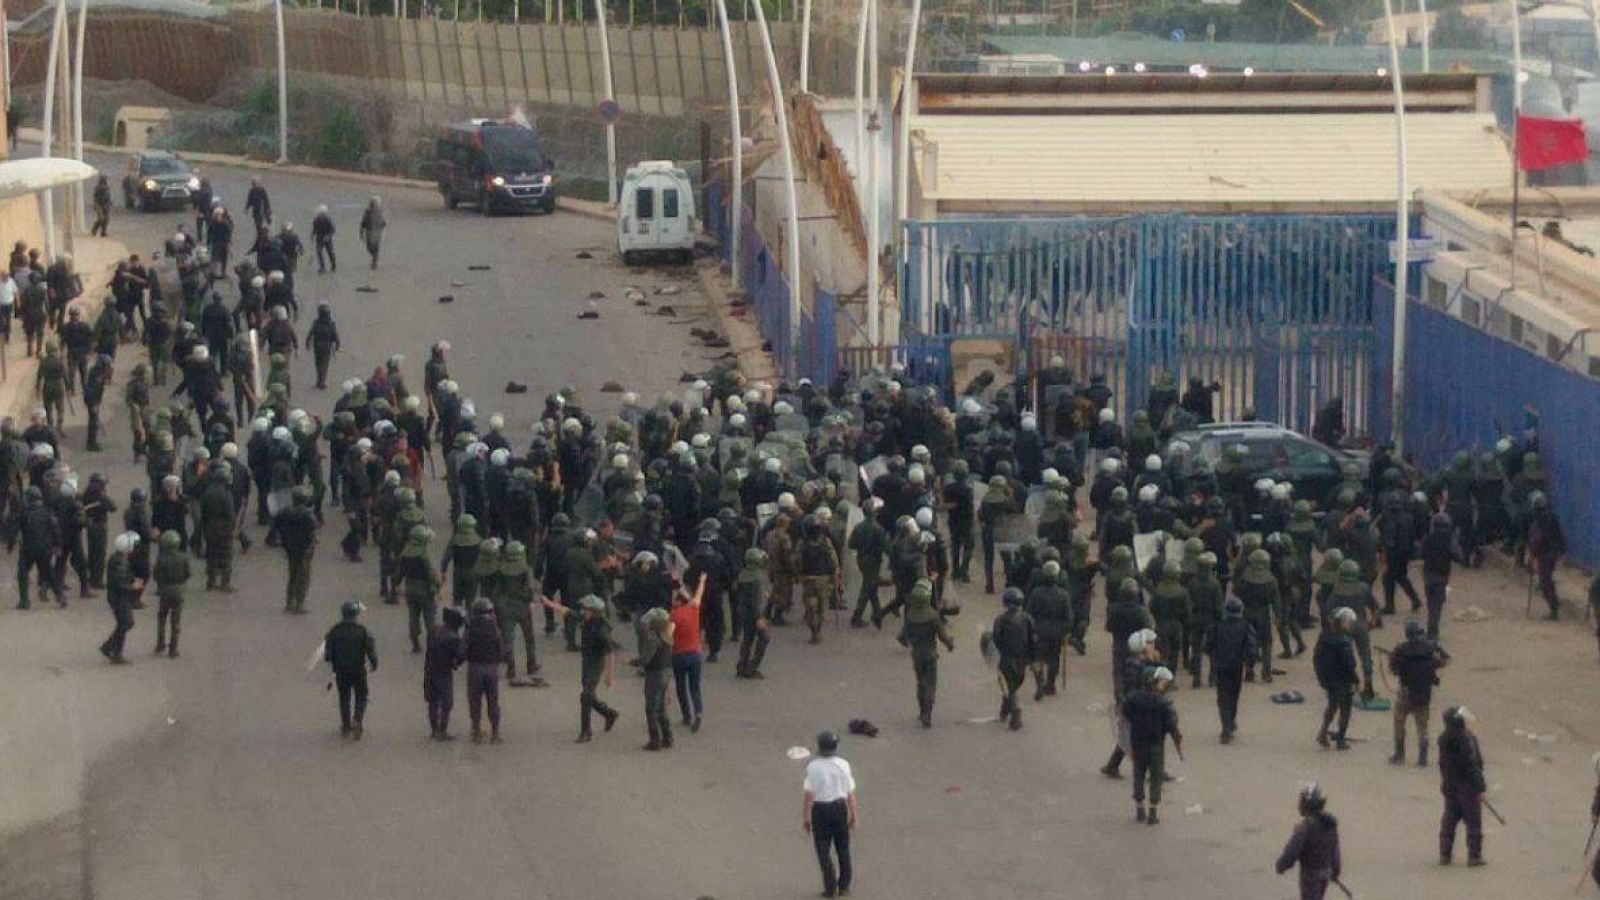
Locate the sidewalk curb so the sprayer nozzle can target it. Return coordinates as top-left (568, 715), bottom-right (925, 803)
top-left (19, 128), bottom-right (614, 221)
top-left (693, 258), bottom-right (778, 385)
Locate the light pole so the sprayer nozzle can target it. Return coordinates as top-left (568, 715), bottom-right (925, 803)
top-left (714, 0), bottom-right (741, 269)
top-left (854, 0), bottom-right (868, 166)
top-left (72, 0), bottom-right (86, 226)
top-left (867, 0), bottom-right (880, 345)
top-left (894, 0), bottom-right (921, 225)
top-left (799, 0), bottom-right (811, 93)
top-left (593, 0), bottom-right (618, 205)
top-left (39, 0), bottom-right (67, 258)
top-left (1588, 0), bottom-right (1600, 86)
top-left (275, 0), bottom-right (289, 162)
top-left (751, 0), bottom-right (802, 378)
top-left (1418, 0), bottom-right (1430, 72)
top-left (1382, 0), bottom-right (1409, 453)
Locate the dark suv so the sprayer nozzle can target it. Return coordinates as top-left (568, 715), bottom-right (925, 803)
top-left (1170, 422), bottom-right (1365, 509)
top-left (123, 150), bottom-right (199, 212)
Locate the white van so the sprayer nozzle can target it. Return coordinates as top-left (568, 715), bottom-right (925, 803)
top-left (617, 161), bottom-right (697, 265)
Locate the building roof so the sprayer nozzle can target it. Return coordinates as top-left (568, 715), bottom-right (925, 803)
top-left (911, 112), bottom-right (1511, 212)
top-left (981, 34), bottom-right (1514, 74)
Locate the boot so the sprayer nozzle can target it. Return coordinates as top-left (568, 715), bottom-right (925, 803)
top-left (602, 708), bottom-right (619, 732)
top-left (1418, 744), bottom-right (1429, 767)
top-left (490, 726), bottom-right (501, 744)
top-left (1146, 806), bottom-right (1159, 826)
top-left (1135, 806), bottom-right (1146, 823)
top-left (1008, 709), bottom-right (1022, 731)
top-left (472, 725), bottom-right (484, 744)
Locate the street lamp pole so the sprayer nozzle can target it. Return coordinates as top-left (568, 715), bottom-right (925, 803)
top-left (1382, 0), bottom-right (1409, 454)
top-left (713, 0), bottom-right (741, 269)
top-left (593, 0), bottom-right (618, 205)
top-left (895, 0), bottom-right (921, 225)
top-left (799, 0), bottom-right (811, 93)
top-left (40, 0), bottom-right (67, 258)
top-left (72, 0), bottom-right (85, 226)
top-left (750, 0), bottom-right (802, 378)
top-left (275, 0), bottom-right (289, 162)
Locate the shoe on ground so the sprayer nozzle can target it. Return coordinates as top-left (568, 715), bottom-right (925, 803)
top-left (1101, 764), bottom-right (1123, 779)
top-left (603, 710), bottom-right (619, 732)
top-left (1467, 857), bottom-right (1487, 867)
top-left (1146, 809), bottom-right (1159, 826)
top-left (575, 733), bottom-right (593, 744)
top-left (1135, 807), bottom-right (1146, 823)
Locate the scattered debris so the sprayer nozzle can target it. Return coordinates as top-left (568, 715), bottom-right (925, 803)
top-left (1185, 804), bottom-right (1204, 816)
top-left (655, 305), bottom-right (678, 317)
top-left (1356, 695), bottom-right (1391, 712)
top-left (575, 251), bottom-right (594, 259)
top-left (166, 716), bottom-right (177, 726)
top-left (468, 264), bottom-right (491, 271)
top-left (355, 285), bottom-right (378, 294)
top-left (679, 372), bottom-right (699, 383)
top-left (654, 285), bottom-right (682, 295)
top-left (505, 381), bottom-right (528, 394)
top-left (1455, 605), bottom-right (1492, 623)
top-left (944, 786), bottom-right (963, 795)
top-left (588, 290), bottom-right (605, 299)
top-left (966, 716), bottom-right (1000, 724)
top-left (1269, 690), bottom-right (1306, 704)
top-left (508, 676), bottom-right (548, 688)
top-left (634, 299), bottom-right (651, 307)
top-left (1085, 702), bottom-right (1106, 715)
top-left (848, 718), bottom-right (879, 738)
top-left (438, 295), bottom-right (455, 304)
top-left (704, 336), bottom-right (730, 348)
top-left (600, 381), bottom-right (625, 393)
top-left (785, 746), bottom-right (811, 761)
top-left (577, 311), bottom-right (600, 320)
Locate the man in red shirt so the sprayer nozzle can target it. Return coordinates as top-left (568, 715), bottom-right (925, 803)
top-left (670, 574), bottom-right (709, 733)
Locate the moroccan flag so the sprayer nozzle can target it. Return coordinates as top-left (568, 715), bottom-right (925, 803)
top-left (1517, 115), bottom-right (1589, 171)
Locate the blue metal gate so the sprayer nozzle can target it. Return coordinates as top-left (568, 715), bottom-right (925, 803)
top-left (900, 214), bottom-right (1397, 434)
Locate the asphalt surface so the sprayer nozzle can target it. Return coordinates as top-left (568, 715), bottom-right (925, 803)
top-left (6, 155), bottom-right (1600, 900)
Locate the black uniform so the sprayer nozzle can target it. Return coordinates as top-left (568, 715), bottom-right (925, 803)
top-left (1276, 812), bottom-right (1342, 900)
top-left (1206, 612), bottom-right (1259, 740)
top-left (1437, 720), bottom-right (1486, 864)
top-left (324, 619), bottom-right (377, 735)
top-left (990, 605), bottom-right (1035, 729)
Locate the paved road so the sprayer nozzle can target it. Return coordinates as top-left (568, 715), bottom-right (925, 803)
top-left (6, 156), bottom-right (1600, 900)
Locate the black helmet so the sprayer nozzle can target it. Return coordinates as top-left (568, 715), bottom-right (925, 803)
top-left (1299, 783), bottom-right (1327, 815)
top-left (1404, 619), bottom-right (1426, 640)
top-left (1205, 496), bottom-right (1227, 517)
top-left (643, 494), bottom-right (663, 512)
top-left (1001, 587), bottom-right (1025, 607)
top-left (340, 600), bottom-right (363, 620)
top-left (1223, 596), bottom-right (1243, 618)
top-left (551, 512), bottom-right (571, 528)
top-left (816, 730), bottom-right (840, 756)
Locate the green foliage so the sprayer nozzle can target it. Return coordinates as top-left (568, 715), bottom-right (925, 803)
top-left (310, 105), bottom-right (370, 169)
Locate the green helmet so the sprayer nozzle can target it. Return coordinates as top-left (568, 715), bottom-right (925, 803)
top-left (1247, 548), bottom-right (1271, 569)
top-left (160, 531), bottom-right (183, 550)
top-left (1109, 545), bottom-right (1133, 566)
top-left (1337, 559), bottom-right (1362, 581)
top-left (396, 487), bottom-right (416, 506)
top-left (743, 546), bottom-right (768, 568)
top-left (1117, 578), bottom-right (1140, 603)
top-left (1240, 532), bottom-right (1263, 553)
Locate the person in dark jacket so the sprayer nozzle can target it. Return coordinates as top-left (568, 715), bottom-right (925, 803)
top-left (1025, 561), bottom-right (1074, 700)
top-left (1206, 597), bottom-right (1259, 744)
top-left (989, 587), bottom-right (1036, 731)
top-left (1124, 665), bottom-right (1182, 825)
top-left (1314, 607), bottom-right (1360, 750)
top-left (1389, 619), bottom-right (1450, 766)
top-left (425, 606), bottom-right (464, 740)
top-left (15, 485), bottom-right (65, 608)
top-left (101, 532), bottom-right (143, 663)
top-left (1437, 705), bottom-right (1487, 866)
top-left (1276, 784), bottom-right (1342, 900)
top-left (1525, 491), bottom-right (1566, 620)
top-left (1419, 512), bottom-right (1463, 640)
top-left (638, 606), bottom-right (675, 750)
top-left (541, 593), bottom-right (620, 742)
top-left (324, 600), bottom-right (378, 739)
top-left (847, 499), bottom-right (887, 627)
top-left (463, 598), bottom-right (505, 743)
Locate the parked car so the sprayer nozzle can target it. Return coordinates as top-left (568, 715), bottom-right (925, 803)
top-left (435, 119), bottom-right (556, 215)
top-left (1171, 422), bottom-right (1366, 510)
top-left (617, 160), bottom-right (696, 265)
top-left (122, 150), bottom-right (199, 212)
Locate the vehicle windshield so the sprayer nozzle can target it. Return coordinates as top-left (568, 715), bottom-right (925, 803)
top-left (481, 127), bottom-right (547, 173)
top-left (141, 157), bottom-right (189, 176)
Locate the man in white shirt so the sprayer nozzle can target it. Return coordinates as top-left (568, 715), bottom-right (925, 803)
top-left (802, 730), bottom-right (858, 898)
top-left (0, 269), bottom-right (15, 342)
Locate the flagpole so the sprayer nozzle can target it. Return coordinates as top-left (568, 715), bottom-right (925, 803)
top-left (1510, 0), bottom-right (1523, 289)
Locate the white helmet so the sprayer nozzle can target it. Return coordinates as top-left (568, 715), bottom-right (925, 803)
top-left (488, 414), bottom-right (505, 431)
top-left (1254, 478), bottom-right (1275, 494)
top-left (1145, 454), bottom-right (1162, 472)
top-left (1100, 458), bottom-right (1120, 475)
top-left (691, 433), bottom-right (711, 449)
top-left (1138, 484), bottom-right (1159, 503)
top-left (113, 532), bottom-right (140, 554)
top-left (490, 448), bottom-right (510, 467)
top-left (764, 457), bottom-right (782, 474)
top-left (777, 491), bottom-right (797, 510)
top-left (1272, 483), bottom-right (1293, 501)
top-left (612, 453), bottom-right (629, 470)
top-left (1098, 408), bottom-right (1115, 424)
top-left (914, 507), bottom-right (934, 529)
top-left (908, 464), bottom-right (926, 485)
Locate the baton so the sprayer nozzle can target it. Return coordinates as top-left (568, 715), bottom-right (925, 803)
top-left (1332, 877), bottom-right (1355, 899)
top-left (1483, 797), bottom-right (1508, 826)
top-left (1584, 818), bottom-right (1598, 860)
top-left (1526, 568), bottom-right (1535, 619)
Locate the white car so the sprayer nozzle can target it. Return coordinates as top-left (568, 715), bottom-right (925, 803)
top-left (617, 161), bottom-right (696, 265)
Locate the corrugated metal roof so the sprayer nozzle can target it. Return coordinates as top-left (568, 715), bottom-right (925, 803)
top-left (981, 34), bottom-right (1512, 74)
top-left (912, 112), bottom-right (1510, 210)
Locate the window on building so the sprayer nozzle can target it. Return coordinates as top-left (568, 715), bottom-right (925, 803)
top-left (1426, 275), bottom-right (1448, 309)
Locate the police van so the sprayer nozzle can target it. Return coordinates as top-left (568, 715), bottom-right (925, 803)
top-left (617, 161), bottom-right (696, 265)
top-left (435, 119), bottom-right (556, 215)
